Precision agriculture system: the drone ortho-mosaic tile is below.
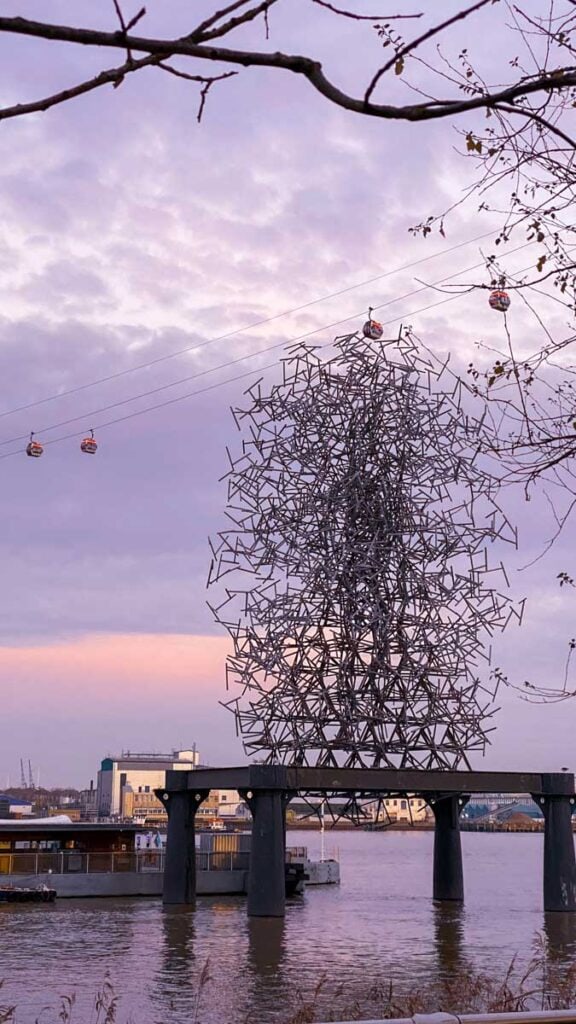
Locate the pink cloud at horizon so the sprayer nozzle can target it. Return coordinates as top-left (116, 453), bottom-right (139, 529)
top-left (0, 633), bottom-right (244, 785)
top-left (0, 632), bottom-right (232, 695)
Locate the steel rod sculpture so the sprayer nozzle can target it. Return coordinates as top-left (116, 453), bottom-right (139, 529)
top-left (208, 327), bottom-right (516, 775)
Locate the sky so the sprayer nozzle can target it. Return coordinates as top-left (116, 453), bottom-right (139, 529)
top-left (0, 1), bottom-right (575, 787)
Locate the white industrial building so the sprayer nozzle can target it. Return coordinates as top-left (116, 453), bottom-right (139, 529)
top-left (97, 749), bottom-right (200, 818)
top-left (366, 795), bottom-right (430, 824)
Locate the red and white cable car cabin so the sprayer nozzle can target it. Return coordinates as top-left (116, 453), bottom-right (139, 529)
top-left (362, 319), bottom-right (384, 340)
top-left (80, 433), bottom-right (98, 454)
top-left (489, 289), bottom-right (511, 312)
top-left (26, 437), bottom-right (43, 458)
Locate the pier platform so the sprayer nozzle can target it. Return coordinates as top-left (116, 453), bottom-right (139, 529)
top-left (158, 765), bottom-right (576, 916)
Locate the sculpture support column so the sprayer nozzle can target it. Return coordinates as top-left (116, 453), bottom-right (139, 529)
top-left (431, 794), bottom-right (469, 902)
top-left (242, 788), bottom-right (286, 918)
top-left (540, 795), bottom-right (576, 912)
top-left (159, 787), bottom-right (209, 905)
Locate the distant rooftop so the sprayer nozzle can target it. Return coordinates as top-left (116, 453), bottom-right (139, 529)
top-left (100, 749), bottom-right (200, 769)
top-left (121, 749), bottom-right (196, 760)
top-left (0, 821), bottom-right (148, 834)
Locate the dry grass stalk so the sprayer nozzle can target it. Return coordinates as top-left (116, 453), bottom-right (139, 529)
top-left (283, 946), bottom-right (576, 1023)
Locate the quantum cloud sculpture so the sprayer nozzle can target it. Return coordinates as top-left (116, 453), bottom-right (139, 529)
top-left (208, 327), bottom-right (516, 772)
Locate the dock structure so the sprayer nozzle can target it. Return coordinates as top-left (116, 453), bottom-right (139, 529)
top-left (158, 766), bottom-right (576, 917)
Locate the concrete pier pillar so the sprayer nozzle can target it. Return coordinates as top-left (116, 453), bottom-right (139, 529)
top-left (430, 794), bottom-right (469, 902)
top-left (541, 794), bottom-right (576, 912)
top-left (242, 788), bottom-right (286, 918)
top-left (159, 787), bottom-right (209, 905)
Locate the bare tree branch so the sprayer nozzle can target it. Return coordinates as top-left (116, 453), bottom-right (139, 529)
top-left (494, 102), bottom-right (576, 149)
top-left (190, 0), bottom-right (259, 40)
top-left (0, 52), bottom-right (164, 122)
top-left (112, 0), bottom-right (133, 62)
top-left (364, 0), bottom-right (495, 103)
top-left (310, 0), bottom-right (422, 19)
top-left (0, 50), bottom-right (235, 123)
top-left (189, 0), bottom-right (278, 45)
top-left (2, 14), bottom-right (576, 127)
top-left (157, 63), bottom-right (238, 121)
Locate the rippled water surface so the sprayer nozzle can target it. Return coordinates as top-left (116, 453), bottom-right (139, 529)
top-left (3, 830), bottom-right (576, 1023)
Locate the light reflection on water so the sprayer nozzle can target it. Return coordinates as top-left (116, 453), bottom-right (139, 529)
top-left (2, 831), bottom-right (576, 1023)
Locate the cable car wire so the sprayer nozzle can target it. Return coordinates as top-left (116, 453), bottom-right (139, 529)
top-left (0, 263), bottom-right (538, 461)
top-left (0, 229), bottom-right (506, 421)
top-left (0, 362), bottom-right (282, 459)
top-left (0, 245), bottom-right (534, 450)
top-left (3, 295), bottom-right (460, 460)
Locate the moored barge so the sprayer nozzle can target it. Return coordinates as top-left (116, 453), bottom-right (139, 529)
top-left (0, 821), bottom-right (339, 898)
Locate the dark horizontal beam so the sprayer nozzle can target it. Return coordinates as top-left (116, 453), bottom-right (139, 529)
top-left (287, 767), bottom-right (560, 796)
top-left (166, 766), bottom-right (252, 791)
top-left (0, 823), bottom-right (141, 834)
top-left (165, 766), bottom-right (575, 797)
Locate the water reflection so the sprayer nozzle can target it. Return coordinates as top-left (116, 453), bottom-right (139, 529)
top-left (543, 911), bottom-right (576, 963)
top-left (247, 916), bottom-right (286, 978)
top-left (433, 900), bottom-right (465, 975)
top-left (0, 833), bottom-right (563, 1024)
top-left (150, 907), bottom-right (197, 1022)
top-left (244, 915), bottom-right (288, 1017)
top-left (161, 906), bottom-right (196, 969)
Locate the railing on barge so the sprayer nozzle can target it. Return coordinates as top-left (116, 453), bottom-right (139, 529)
top-left (0, 850), bottom-right (250, 876)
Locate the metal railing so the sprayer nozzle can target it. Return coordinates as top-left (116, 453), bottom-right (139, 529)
top-left (317, 1013), bottom-right (576, 1024)
top-left (285, 846), bottom-right (308, 863)
top-left (0, 850), bottom-right (250, 876)
top-left (195, 851), bottom-right (249, 872)
top-left (0, 851), bottom-right (164, 875)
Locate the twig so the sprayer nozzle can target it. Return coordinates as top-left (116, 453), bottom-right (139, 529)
top-left (364, 0), bottom-right (495, 103)
top-left (0, 52), bottom-right (165, 122)
top-left (192, 0), bottom-right (279, 45)
top-left (310, 0), bottom-right (422, 19)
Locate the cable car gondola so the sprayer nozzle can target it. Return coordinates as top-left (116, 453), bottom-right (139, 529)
top-left (26, 433), bottom-right (43, 458)
top-left (489, 289), bottom-right (510, 312)
top-left (80, 430), bottom-right (98, 455)
top-left (362, 315), bottom-right (384, 340)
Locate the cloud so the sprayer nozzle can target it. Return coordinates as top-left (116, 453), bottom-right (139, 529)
top-left (0, 633), bottom-right (241, 785)
top-left (0, 2), bottom-right (573, 782)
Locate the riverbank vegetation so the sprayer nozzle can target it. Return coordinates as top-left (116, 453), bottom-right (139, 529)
top-left (286, 945), bottom-right (576, 1023)
top-left (3, 942), bottom-right (575, 1024)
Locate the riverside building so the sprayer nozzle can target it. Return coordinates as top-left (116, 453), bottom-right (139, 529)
top-left (97, 749), bottom-right (200, 819)
top-left (377, 796), bottom-right (430, 824)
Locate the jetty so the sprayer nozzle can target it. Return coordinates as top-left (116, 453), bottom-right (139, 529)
top-left (159, 765), bottom-right (576, 916)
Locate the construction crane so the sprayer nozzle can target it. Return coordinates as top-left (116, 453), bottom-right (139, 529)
top-left (19, 758), bottom-right (36, 789)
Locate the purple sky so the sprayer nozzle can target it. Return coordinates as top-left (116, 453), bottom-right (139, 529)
top-left (0, 2), bottom-right (574, 787)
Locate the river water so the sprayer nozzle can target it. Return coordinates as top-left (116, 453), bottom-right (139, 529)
top-left (3, 830), bottom-right (576, 1024)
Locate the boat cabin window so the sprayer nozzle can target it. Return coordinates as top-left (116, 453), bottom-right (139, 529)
top-left (14, 840), bottom-right (62, 851)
